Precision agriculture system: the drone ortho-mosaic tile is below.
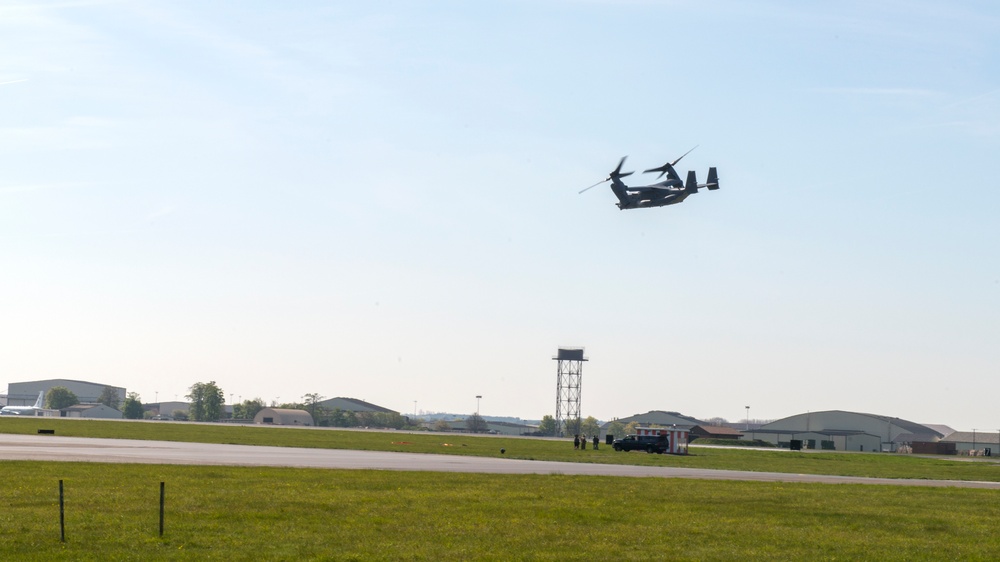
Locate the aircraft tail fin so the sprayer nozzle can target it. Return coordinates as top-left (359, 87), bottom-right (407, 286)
top-left (33, 391), bottom-right (44, 409)
top-left (705, 167), bottom-right (720, 190)
top-left (685, 170), bottom-right (698, 192)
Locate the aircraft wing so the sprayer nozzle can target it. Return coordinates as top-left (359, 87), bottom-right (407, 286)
top-left (626, 185), bottom-right (683, 194)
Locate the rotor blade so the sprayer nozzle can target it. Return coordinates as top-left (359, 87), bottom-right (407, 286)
top-left (612, 156), bottom-right (634, 178)
top-left (671, 145), bottom-right (698, 166)
top-left (641, 165), bottom-right (669, 179)
top-left (578, 178), bottom-right (609, 194)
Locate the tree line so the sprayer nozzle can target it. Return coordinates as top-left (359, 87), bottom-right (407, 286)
top-left (44, 383), bottom-right (640, 438)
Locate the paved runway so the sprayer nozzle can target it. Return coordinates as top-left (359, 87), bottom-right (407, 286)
top-left (3, 433), bottom-right (1000, 489)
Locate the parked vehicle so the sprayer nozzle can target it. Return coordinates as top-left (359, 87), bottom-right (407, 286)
top-left (612, 434), bottom-right (669, 454)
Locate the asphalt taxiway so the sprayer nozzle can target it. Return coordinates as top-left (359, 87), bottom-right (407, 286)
top-left (3, 434), bottom-right (1000, 489)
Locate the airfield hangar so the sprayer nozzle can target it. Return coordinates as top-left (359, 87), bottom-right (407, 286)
top-left (254, 408), bottom-right (314, 426)
top-left (749, 411), bottom-right (943, 452)
top-left (316, 397), bottom-right (397, 414)
top-left (7, 379), bottom-right (126, 406)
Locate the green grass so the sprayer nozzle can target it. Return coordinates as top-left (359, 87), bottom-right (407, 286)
top-left (4, 417), bottom-right (1000, 482)
top-left (3, 461), bottom-right (999, 560)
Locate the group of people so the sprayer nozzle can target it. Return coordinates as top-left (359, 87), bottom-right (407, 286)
top-left (573, 434), bottom-right (600, 450)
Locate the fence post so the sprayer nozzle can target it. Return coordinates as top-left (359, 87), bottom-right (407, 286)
top-left (159, 482), bottom-right (165, 537)
top-left (59, 480), bottom-right (65, 542)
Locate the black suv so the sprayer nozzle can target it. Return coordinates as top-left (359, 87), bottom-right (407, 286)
top-left (611, 434), bottom-right (667, 453)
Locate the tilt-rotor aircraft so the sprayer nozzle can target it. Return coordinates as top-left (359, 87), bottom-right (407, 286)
top-left (580, 147), bottom-right (719, 210)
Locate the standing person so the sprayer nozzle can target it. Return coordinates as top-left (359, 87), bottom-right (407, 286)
top-left (580, 435), bottom-right (587, 450)
top-left (593, 435), bottom-right (599, 450)
top-left (573, 434), bottom-right (579, 449)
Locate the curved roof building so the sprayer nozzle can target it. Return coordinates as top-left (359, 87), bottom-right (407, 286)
top-left (752, 410), bottom-right (942, 452)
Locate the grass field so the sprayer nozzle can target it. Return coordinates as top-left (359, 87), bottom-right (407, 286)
top-left (3, 461), bottom-right (1000, 560)
top-left (5, 419), bottom-right (1000, 559)
top-left (3, 417), bottom-right (1000, 482)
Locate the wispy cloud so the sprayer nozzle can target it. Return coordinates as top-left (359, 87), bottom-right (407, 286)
top-left (0, 78), bottom-right (28, 86)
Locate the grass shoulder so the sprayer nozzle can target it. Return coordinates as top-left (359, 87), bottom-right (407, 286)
top-left (3, 460), bottom-right (1000, 559)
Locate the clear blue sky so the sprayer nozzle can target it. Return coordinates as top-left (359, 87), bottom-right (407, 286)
top-left (2, 1), bottom-right (998, 429)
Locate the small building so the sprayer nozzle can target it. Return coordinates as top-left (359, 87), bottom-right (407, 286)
top-left (635, 426), bottom-right (689, 454)
top-left (254, 408), bottom-right (314, 426)
top-left (689, 425), bottom-right (744, 441)
top-left (143, 401), bottom-right (190, 419)
top-left (909, 441), bottom-right (957, 455)
top-left (436, 418), bottom-right (538, 436)
top-left (61, 404), bottom-right (124, 419)
top-left (939, 431), bottom-right (1000, 456)
top-left (599, 410), bottom-right (704, 439)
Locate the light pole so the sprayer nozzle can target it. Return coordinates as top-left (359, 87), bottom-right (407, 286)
top-left (476, 395), bottom-right (482, 416)
top-left (745, 406), bottom-right (750, 431)
top-left (413, 400), bottom-right (417, 417)
top-left (973, 429), bottom-right (977, 454)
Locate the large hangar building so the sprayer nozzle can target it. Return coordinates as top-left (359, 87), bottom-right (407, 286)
top-left (7, 379), bottom-right (125, 406)
top-left (751, 410), bottom-right (943, 452)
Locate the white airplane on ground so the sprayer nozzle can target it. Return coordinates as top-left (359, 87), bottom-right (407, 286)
top-left (0, 391), bottom-right (45, 416)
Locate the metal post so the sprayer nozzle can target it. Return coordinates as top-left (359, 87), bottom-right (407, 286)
top-left (159, 482), bottom-right (165, 537)
top-left (59, 480), bottom-right (65, 542)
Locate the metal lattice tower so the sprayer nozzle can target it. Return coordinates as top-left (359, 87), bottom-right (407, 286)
top-left (553, 348), bottom-right (587, 437)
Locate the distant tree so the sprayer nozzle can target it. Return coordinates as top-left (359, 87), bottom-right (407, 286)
top-left (466, 412), bottom-right (488, 433)
top-left (356, 411), bottom-right (377, 427)
top-left (434, 419), bottom-right (452, 432)
top-left (607, 420), bottom-right (626, 439)
top-left (234, 398), bottom-right (265, 420)
top-left (303, 393), bottom-right (325, 422)
top-left (122, 392), bottom-right (144, 419)
top-left (581, 416), bottom-right (601, 438)
top-left (186, 381), bottom-right (225, 422)
top-left (382, 412), bottom-right (406, 429)
top-left (538, 415), bottom-right (558, 436)
top-left (327, 408), bottom-right (348, 427)
top-left (624, 421), bottom-right (639, 435)
top-left (345, 409), bottom-right (359, 427)
top-left (359, 411), bottom-right (405, 429)
top-left (46, 386), bottom-right (79, 410)
top-left (97, 386), bottom-right (121, 410)
top-left (704, 417), bottom-right (729, 427)
top-left (172, 409), bottom-right (189, 421)
top-left (564, 417), bottom-right (582, 437)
